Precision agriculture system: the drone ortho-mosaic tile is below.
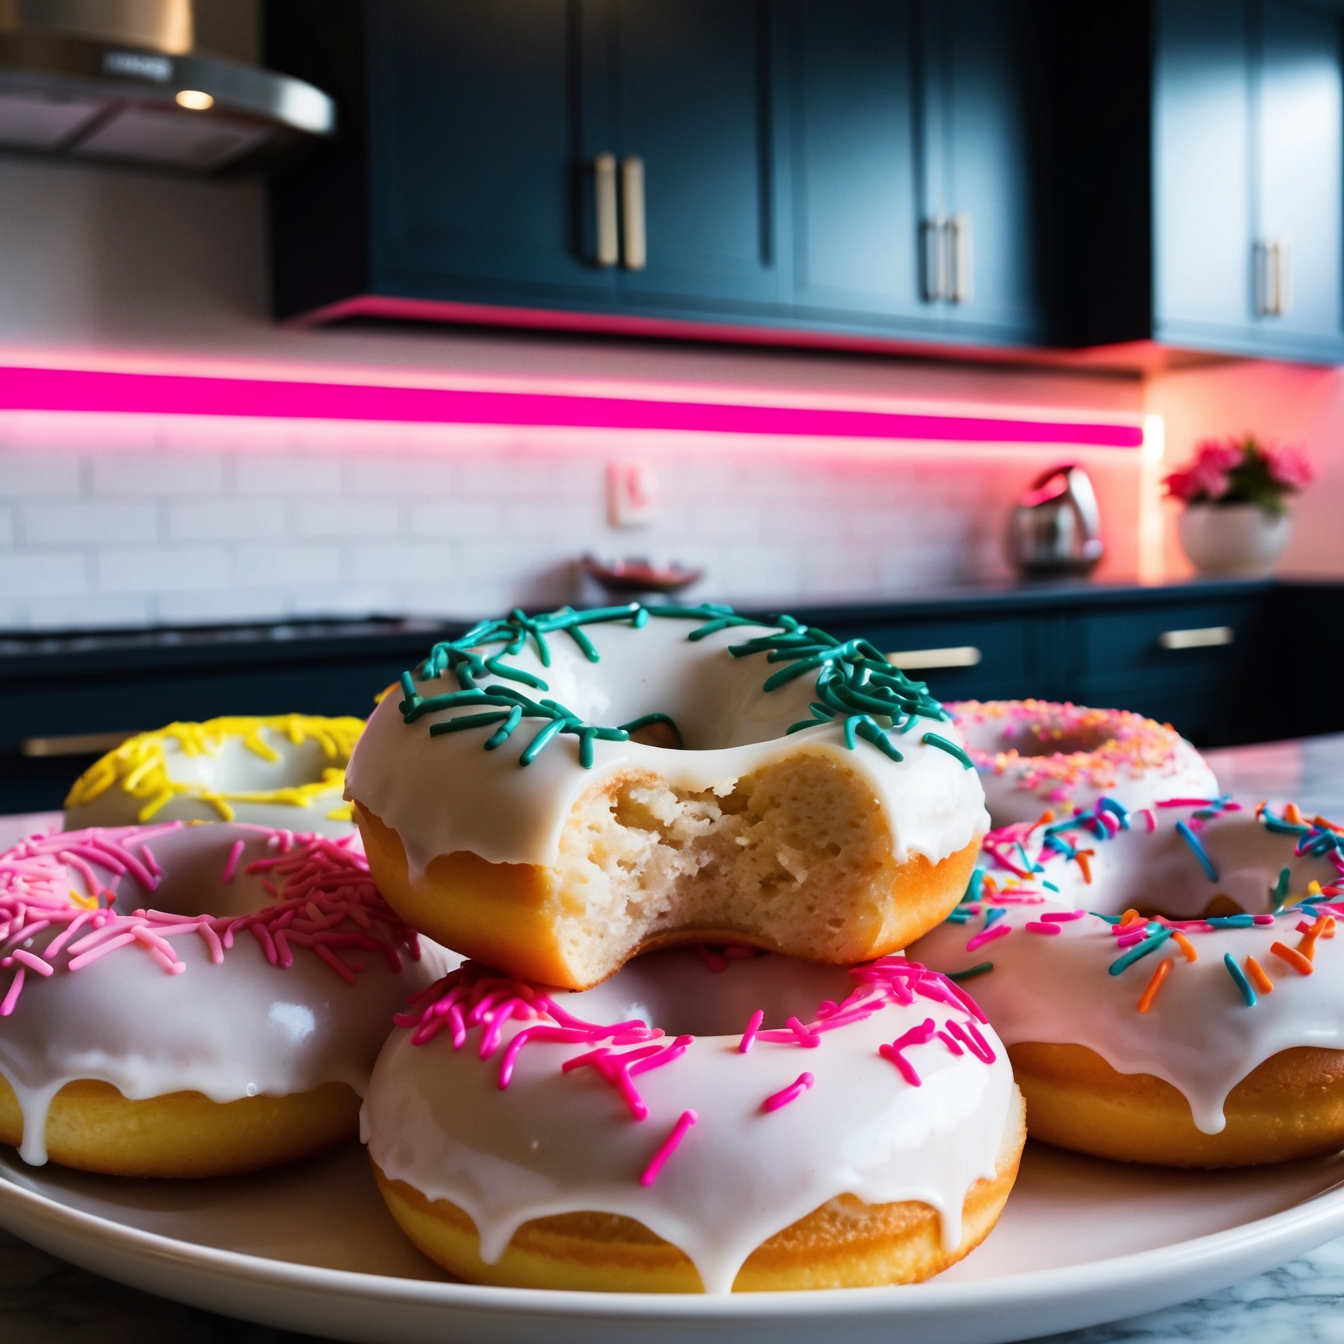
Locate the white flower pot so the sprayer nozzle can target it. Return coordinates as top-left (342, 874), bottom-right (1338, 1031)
top-left (1178, 502), bottom-right (1291, 576)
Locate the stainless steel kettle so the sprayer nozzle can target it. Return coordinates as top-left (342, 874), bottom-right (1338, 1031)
top-left (1007, 463), bottom-right (1104, 576)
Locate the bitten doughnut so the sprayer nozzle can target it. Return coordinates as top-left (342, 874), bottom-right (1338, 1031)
top-left (363, 948), bottom-right (1024, 1292)
top-left (912, 804), bottom-right (1344, 1166)
top-left (0, 821), bottom-right (441, 1177)
top-left (347, 604), bottom-right (988, 990)
top-left (948, 699), bottom-right (1218, 828)
top-left (64, 715), bottom-right (364, 836)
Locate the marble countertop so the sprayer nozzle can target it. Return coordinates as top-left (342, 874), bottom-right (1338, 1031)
top-left (3, 733), bottom-right (1344, 1344)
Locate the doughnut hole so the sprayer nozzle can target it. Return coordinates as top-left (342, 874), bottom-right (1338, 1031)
top-left (370, 1087), bottom-right (1024, 1292)
top-left (0, 1076), bottom-right (360, 1178)
top-left (356, 751), bottom-right (979, 989)
top-left (1010, 1041), bottom-right (1344, 1167)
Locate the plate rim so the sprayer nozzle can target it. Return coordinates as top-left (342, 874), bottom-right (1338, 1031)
top-left (2, 1154), bottom-right (1344, 1327)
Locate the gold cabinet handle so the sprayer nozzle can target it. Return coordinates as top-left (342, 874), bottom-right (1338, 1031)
top-left (620, 155), bottom-right (646, 271)
top-left (1157, 626), bottom-right (1235, 651)
top-left (594, 153), bottom-right (618, 267)
top-left (886, 646), bottom-right (982, 671)
top-left (21, 731), bottom-right (135, 758)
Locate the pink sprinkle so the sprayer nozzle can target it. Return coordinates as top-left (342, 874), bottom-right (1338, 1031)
top-left (786, 1015), bottom-right (821, 1048)
top-left (221, 840), bottom-right (246, 883)
top-left (1138, 808), bottom-right (1157, 832)
top-left (761, 1071), bottom-right (815, 1112)
top-left (965, 923), bottom-right (1011, 952)
top-left (0, 967), bottom-right (23, 1015)
top-left (1157, 797), bottom-right (1215, 808)
top-left (640, 1110), bottom-right (698, 1187)
top-left (879, 1043), bottom-right (921, 1086)
top-left (946, 1018), bottom-right (997, 1064)
top-left (67, 930), bottom-right (137, 971)
top-left (1041, 909), bottom-right (1085, 923)
top-left (936, 1029), bottom-right (964, 1055)
top-left (10, 948), bottom-right (52, 977)
top-left (879, 1017), bottom-right (936, 1086)
top-left (695, 946), bottom-right (728, 972)
top-left (739, 1008), bottom-right (764, 1053)
top-left (1024, 921), bottom-right (1062, 935)
top-left (1252, 914), bottom-right (1275, 925)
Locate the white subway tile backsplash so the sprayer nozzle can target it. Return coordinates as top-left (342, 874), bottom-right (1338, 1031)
top-left (233, 542), bottom-right (342, 587)
top-left (95, 545), bottom-right (231, 593)
top-left (155, 587), bottom-right (291, 626)
top-left (0, 552), bottom-right (88, 597)
top-left (167, 498), bottom-right (287, 542)
top-left (0, 452), bottom-right (83, 496)
top-left (20, 499), bottom-right (159, 546)
top-left (233, 454), bottom-right (344, 495)
top-left (407, 501), bottom-right (503, 539)
top-left (89, 452), bottom-right (225, 496)
top-left (295, 499), bottom-right (400, 540)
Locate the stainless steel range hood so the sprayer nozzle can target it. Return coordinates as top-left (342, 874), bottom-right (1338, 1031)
top-left (0, 0), bottom-right (334, 172)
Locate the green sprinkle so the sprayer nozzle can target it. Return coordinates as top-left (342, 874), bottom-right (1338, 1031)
top-left (429, 711), bottom-right (511, 736)
top-left (922, 732), bottom-right (974, 768)
top-left (962, 870), bottom-right (984, 904)
top-left (520, 716), bottom-right (568, 765)
top-left (1108, 927), bottom-right (1172, 975)
top-left (1271, 866), bottom-right (1291, 910)
top-left (1223, 952), bottom-right (1257, 1006)
top-left (947, 962), bottom-right (994, 981)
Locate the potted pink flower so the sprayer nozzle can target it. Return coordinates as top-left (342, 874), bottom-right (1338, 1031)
top-left (1164, 435), bottom-right (1313, 575)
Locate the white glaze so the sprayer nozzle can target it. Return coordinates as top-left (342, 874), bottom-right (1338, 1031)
top-left (979, 802), bottom-right (1341, 919)
top-left (346, 613), bottom-right (988, 880)
top-left (911, 894), bottom-right (1344, 1134)
top-left (65, 718), bottom-right (361, 837)
top-left (362, 948), bottom-right (1016, 1294)
top-left (0, 823), bottom-right (447, 1166)
top-left (949, 700), bottom-right (1219, 828)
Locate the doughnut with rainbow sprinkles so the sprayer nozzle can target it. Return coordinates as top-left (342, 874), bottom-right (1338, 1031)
top-left (0, 821), bottom-right (443, 1177)
top-left (948, 699), bottom-right (1219, 829)
top-left (911, 798), bottom-right (1344, 1166)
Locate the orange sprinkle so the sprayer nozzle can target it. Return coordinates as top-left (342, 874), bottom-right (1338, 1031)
top-left (1314, 814), bottom-right (1344, 834)
top-left (1327, 916), bottom-right (1338, 939)
top-left (1137, 958), bottom-right (1174, 1013)
top-left (1255, 800), bottom-right (1268, 818)
top-left (1270, 941), bottom-right (1315, 975)
top-left (1298, 914), bottom-right (1329, 962)
top-left (981, 874), bottom-right (998, 895)
top-left (1074, 849), bottom-right (1095, 883)
top-left (1284, 802), bottom-right (1306, 825)
top-left (1172, 930), bottom-right (1198, 962)
top-left (1244, 956), bottom-right (1273, 995)
top-left (1120, 908), bottom-right (1145, 927)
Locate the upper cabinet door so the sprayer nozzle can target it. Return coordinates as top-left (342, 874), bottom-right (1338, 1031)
top-left (1255, 0), bottom-right (1344, 349)
top-left (367, 0), bottom-right (616, 301)
top-left (591, 0), bottom-right (783, 310)
top-left (1153, 0), bottom-right (1256, 340)
top-left (922, 0), bottom-right (1047, 340)
top-left (784, 0), bottom-right (923, 323)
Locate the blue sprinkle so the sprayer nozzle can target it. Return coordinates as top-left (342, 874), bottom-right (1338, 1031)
top-left (961, 870), bottom-right (984, 905)
top-left (1093, 913), bottom-right (1123, 925)
top-left (984, 907), bottom-right (1007, 929)
top-left (1096, 796), bottom-right (1131, 828)
top-left (1108, 927), bottom-right (1173, 975)
top-left (946, 908), bottom-right (971, 924)
top-left (1175, 820), bottom-right (1219, 882)
top-left (1223, 952), bottom-right (1257, 1006)
top-left (1205, 914), bottom-right (1256, 929)
top-left (1043, 880), bottom-right (1059, 893)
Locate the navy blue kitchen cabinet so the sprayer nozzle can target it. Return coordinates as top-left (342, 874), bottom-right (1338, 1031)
top-left (1059, 0), bottom-right (1344, 363)
top-left (266, 0), bottom-right (1050, 348)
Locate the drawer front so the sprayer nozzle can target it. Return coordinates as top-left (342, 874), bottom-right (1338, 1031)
top-left (1078, 598), bottom-right (1261, 679)
top-left (816, 616), bottom-right (1033, 705)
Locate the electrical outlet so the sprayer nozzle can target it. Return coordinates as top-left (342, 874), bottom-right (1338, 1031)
top-left (607, 460), bottom-right (658, 528)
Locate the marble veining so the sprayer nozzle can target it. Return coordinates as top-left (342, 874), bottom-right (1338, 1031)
top-left (2, 733), bottom-right (1344, 1341)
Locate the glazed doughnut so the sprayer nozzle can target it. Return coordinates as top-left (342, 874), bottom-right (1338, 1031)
top-left (347, 604), bottom-right (988, 990)
top-left (947, 699), bottom-right (1218, 828)
top-left (0, 821), bottom-right (441, 1177)
top-left (977, 795), bottom-right (1341, 920)
top-left (911, 805), bottom-right (1344, 1166)
top-left (64, 715), bottom-right (364, 836)
top-left (363, 948), bottom-right (1024, 1292)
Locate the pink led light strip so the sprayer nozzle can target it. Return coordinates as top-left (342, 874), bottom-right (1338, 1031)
top-left (0, 366), bottom-right (1144, 447)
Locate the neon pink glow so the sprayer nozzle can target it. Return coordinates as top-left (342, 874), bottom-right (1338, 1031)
top-left (0, 364), bottom-right (1145, 447)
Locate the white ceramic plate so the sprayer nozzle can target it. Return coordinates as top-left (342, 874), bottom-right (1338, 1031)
top-left (1, 1140), bottom-right (1343, 1344)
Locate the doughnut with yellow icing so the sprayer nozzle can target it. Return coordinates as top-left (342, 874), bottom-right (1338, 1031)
top-left (347, 604), bottom-right (988, 990)
top-left (64, 714), bottom-right (364, 836)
